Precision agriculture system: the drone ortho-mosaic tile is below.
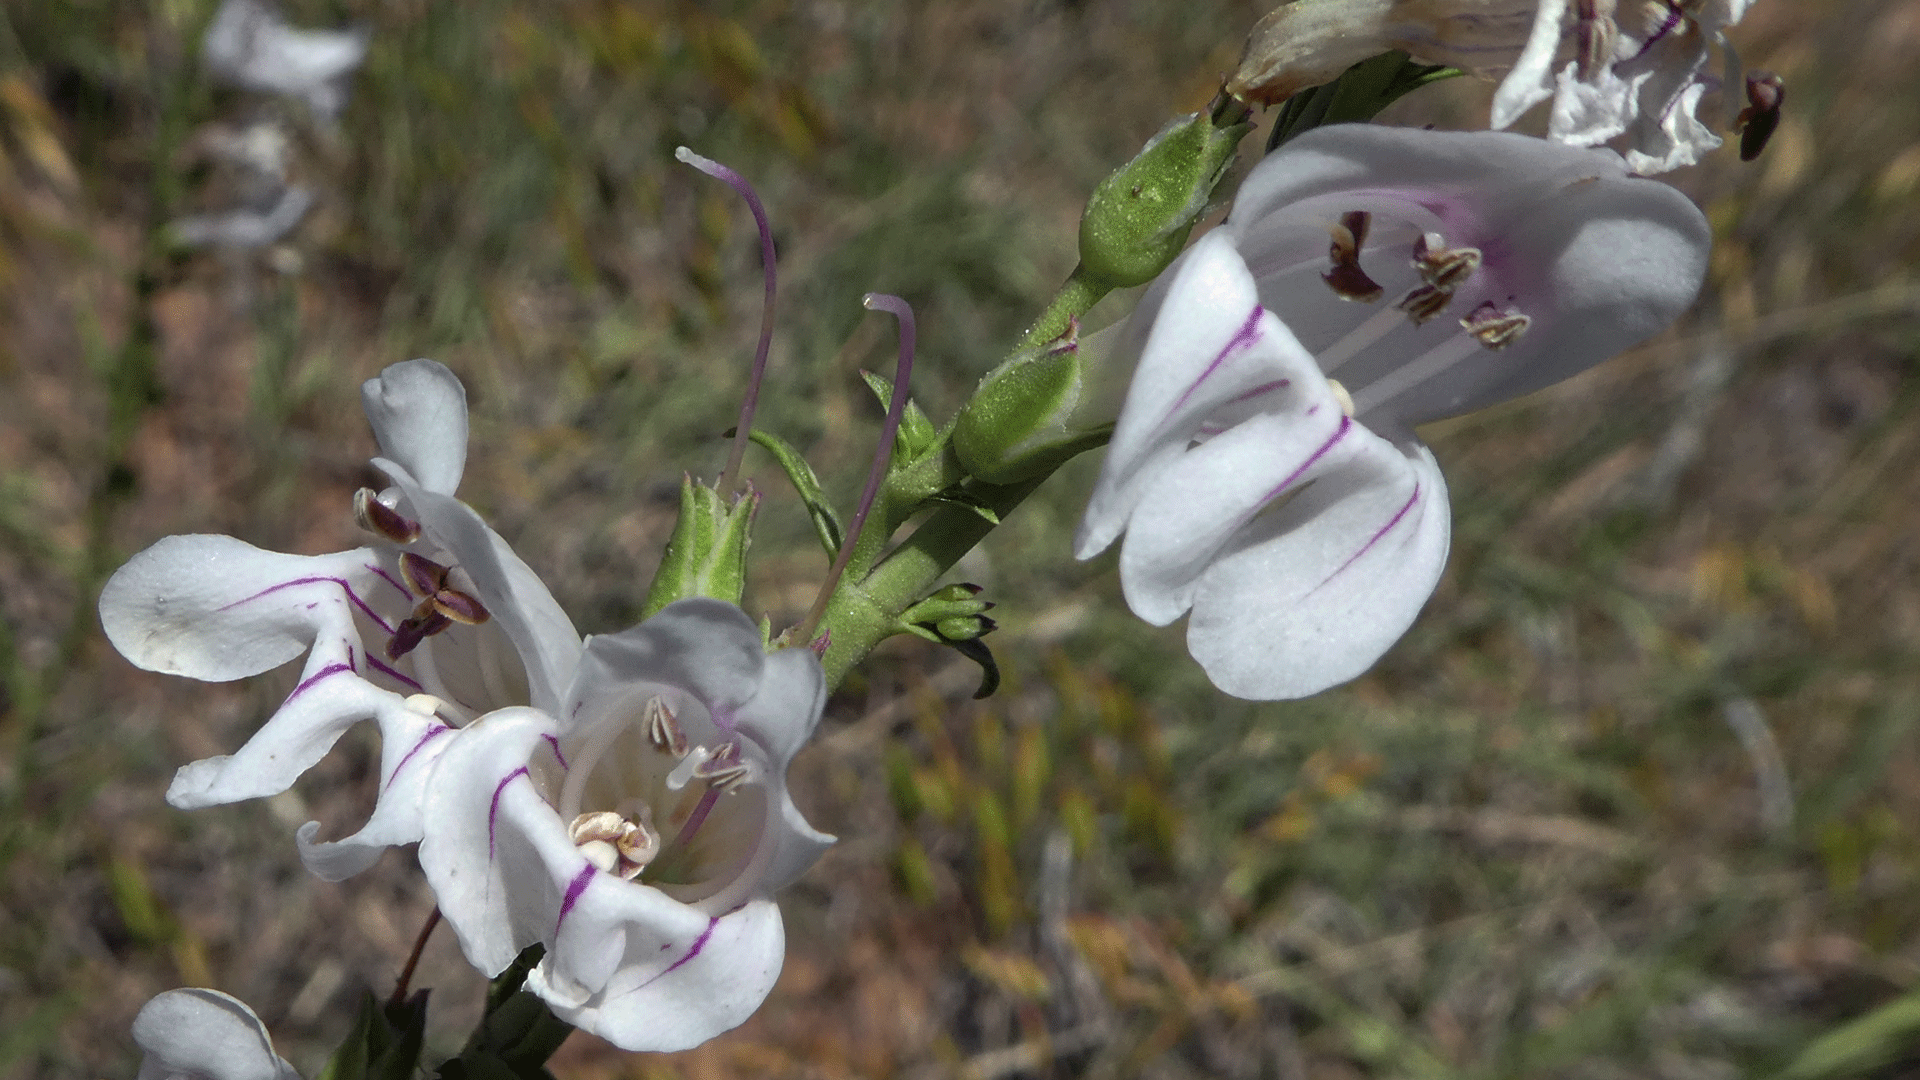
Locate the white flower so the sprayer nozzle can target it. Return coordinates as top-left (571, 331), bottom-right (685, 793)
top-left (418, 599), bottom-right (833, 1052)
top-left (1077, 125), bottom-right (1709, 700)
top-left (100, 360), bottom-right (581, 879)
top-left (203, 0), bottom-right (370, 120)
top-left (1492, 0), bottom-right (1753, 173)
top-left (132, 988), bottom-right (299, 1080)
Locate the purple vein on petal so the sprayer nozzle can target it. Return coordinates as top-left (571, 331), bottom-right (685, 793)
top-left (1630, 2), bottom-right (1686, 59)
top-left (386, 725), bottom-right (451, 791)
top-left (285, 662), bottom-right (352, 705)
top-left (1225, 378), bottom-right (1290, 407)
top-left (1312, 481), bottom-right (1423, 593)
top-left (219, 576), bottom-right (396, 635)
top-left (627, 916), bottom-right (722, 996)
top-left (488, 766), bottom-right (529, 859)
top-left (554, 863), bottom-right (595, 936)
top-left (366, 657), bottom-right (423, 691)
top-left (367, 563), bottom-right (410, 599)
top-left (542, 734), bottom-right (568, 769)
top-left (1169, 306), bottom-right (1263, 415)
top-left (1255, 416), bottom-right (1352, 508)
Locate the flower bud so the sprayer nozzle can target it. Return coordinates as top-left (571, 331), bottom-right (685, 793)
top-left (642, 476), bottom-right (758, 616)
top-left (953, 336), bottom-right (1087, 484)
top-left (1077, 107), bottom-right (1249, 289)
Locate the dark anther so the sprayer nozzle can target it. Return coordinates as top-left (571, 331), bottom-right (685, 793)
top-left (1736, 71), bottom-right (1785, 162)
top-left (1323, 210), bottom-right (1383, 302)
top-left (354, 488), bottom-right (421, 544)
top-left (388, 610), bottom-right (453, 660)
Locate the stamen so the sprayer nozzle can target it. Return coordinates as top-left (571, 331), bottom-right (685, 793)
top-left (430, 588), bottom-right (489, 625)
top-left (387, 609), bottom-right (452, 660)
top-left (665, 745), bottom-right (711, 792)
top-left (1412, 234), bottom-right (1482, 290)
top-left (400, 552), bottom-right (447, 597)
top-left (797, 293), bottom-right (916, 644)
top-left (1349, 333), bottom-right (1482, 417)
top-left (1459, 300), bottom-right (1532, 350)
top-left (677, 147), bottom-right (777, 496)
top-left (1736, 71), bottom-right (1785, 162)
top-left (692, 747), bottom-right (752, 793)
top-left (645, 697), bottom-right (689, 757)
top-left (1396, 283), bottom-right (1455, 324)
top-left (1322, 210), bottom-right (1383, 303)
top-left (1317, 304), bottom-right (1406, 374)
top-left (1575, 0), bottom-right (1620, 81)
top-left (354, 488), bottom-right (420, 544)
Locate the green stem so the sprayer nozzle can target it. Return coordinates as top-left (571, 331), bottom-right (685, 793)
top-left (1014, 265), bottom-right (1110, 352)
top-left (819, 476), bottom-right (1042, 690)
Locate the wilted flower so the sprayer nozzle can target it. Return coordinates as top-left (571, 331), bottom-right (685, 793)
top-left (1231, 0), bottom-right (1540, 105)
top-left (1232, 0), bottom-right (1755, 174)
top-left (1492, 0), bottom-right (1754, 173)
top-left (419, 599), bottom-right (832, 1052)
top-left (203, 0), bottom-right (370, 119)
top-left (100, 360), bottom-right (580, 877)
top-left (132, 988), bottom-right (299, 1080)
top-left (1077, 125), bottom-right (1709, 699)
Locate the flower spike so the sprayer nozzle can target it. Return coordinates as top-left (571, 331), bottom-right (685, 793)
top-left (800, 293), bottom-right (916, 642)
top-left (677, 146), bottom-right (778, 494)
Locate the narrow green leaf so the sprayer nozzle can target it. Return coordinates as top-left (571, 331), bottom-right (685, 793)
top-left (743, 428), bottom-right (844, 557)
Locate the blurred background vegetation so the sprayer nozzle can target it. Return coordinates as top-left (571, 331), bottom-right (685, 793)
top-left (2, 0), bottom-right (1919, 1077)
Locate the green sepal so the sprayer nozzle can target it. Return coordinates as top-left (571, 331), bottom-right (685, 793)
top-left (1078, 105), bottom-right (1252, 288)
top-left (921, 485), bottom-right (1002, 526)
top-left (954, 335), bottom-right (1088, 484)
top-left (947, 636), bottom-right (1001, 699)
top-left (1266, 51), bottom-right (1459, 152)
top-left (899, 582), bottom-right (992, 629)
top-left (318, 990), bottom-right (429, 1080)
top-left (860, 369), bottom-right (939, 463)
top-left (642, 476), bottom-right (758, 617)
top-left (438, 945), bottom-right (575, 1080)
top-left (739, 427), bottom-right (843, 558)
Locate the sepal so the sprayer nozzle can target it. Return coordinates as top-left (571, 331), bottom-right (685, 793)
top-left (642, 477), bottom-right (758, 616)
top-left (1077, 104), bottom-right (1251, 288)
top-left (317, 990), bottom-right (428, 1080)
top-left (954, 333), bottom-right (1093, 484)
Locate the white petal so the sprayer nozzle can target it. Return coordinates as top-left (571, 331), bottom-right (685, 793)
top-left (572, 599), bottom-right (767, 727)
top-left (417, 707), bottom-right (566, 976)
top-left (378, 463), bottom-right (582, 714)
top-left (534, 898), bottom-right (785, 1053)
top-left (1077, 231), bottom-right (1329, 560)
top-left (133, 988), bottom-right (299, 1080)
top-left (733, 646), bottom-right (827, 765)
top-left (296, 697), bottom-right (457, 881)
top-left (1186, 439), bottom-right (1450, 700)
top-left (1548, 63), bottom-right (1641, 146)
top-left (1116, 409), bottom-right (1356, 625)
top-left (1622, 81), bottom-right (1722, 174)
top-left (1489, 0), bottom-right (1571, 129)
top-left (202, 0), bottom-right (368, 117)
top-left (99, 536), bottom-right (386, 682)
top-left (165, 642), bottom-right (406, 809)
top-left (361, 360), bottom-right (468, 496)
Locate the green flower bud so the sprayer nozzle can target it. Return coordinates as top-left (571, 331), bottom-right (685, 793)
top-left (1078, 107), bottom-right (1251, 288)
top-left (642, 476), bottom-right (757, 616)
top-left (953, 336), bottom-right (1087, 484)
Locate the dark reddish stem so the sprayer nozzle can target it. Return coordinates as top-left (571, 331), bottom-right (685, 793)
top-left (799, 293), bottom-right (915, 641)
top-left (677, 146), bottom-right (777, 495)
top-left (389, 905), bottom-right (442, 1008)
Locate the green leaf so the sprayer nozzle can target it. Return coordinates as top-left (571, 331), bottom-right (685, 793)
top-left (1266, 51), bottom-right (1460, 152)
top-left (318, 991), bottom-right (429, 1080)
top-left (742, 428), bottom-right (844, 558)
top-left (922, 485), bottom-right (1001, 526)
top-left (859, 369), bottom-right (938, 461)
